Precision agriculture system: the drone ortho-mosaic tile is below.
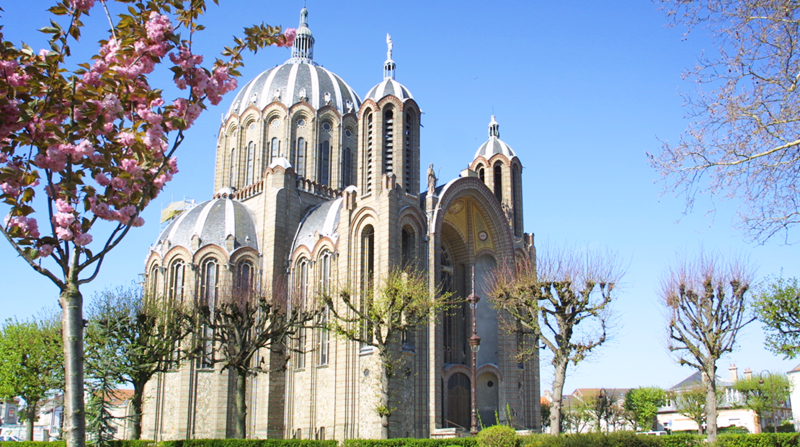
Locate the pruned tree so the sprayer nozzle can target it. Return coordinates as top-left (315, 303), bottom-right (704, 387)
top-left (0, 313), bottom-right (63, 441)
top-left (650, 1), bottom-right (800, 243)
top-left (672, 384), bottom-right (722, 434)
top-left (84, 284), bottom-right (192, 439)
top-left (733, 372), bottom-right (792, 433)
top-left (0, 2), bottom-right (295, 445)
top-left (624, 387), bottom-right (666, 432)
top-left (321, 266), bottom-right (450, 439)
top-left (661, 251), bottom-right (754, 442)
top-left (490, 245), bottom-right (623, 435)
top-left (197, 283), bottom-right (316, 439)
top-left (754, 275), bottom-right (800, 358)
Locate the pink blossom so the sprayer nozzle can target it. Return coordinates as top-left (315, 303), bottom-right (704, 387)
top-left (168, 156), bottom-right (179, 173)
top-left (132, 216), bottom-right (145, 227)
top-left (94, 173), bottom-right (111, 186)
top-left (0, 182), bottom-right (20, 196)
top-left (146, 12), bottom-right (172, 43)
top-left (73, 232), bottom-right (92, 246)
top-left (116, 132), bottom-right (136, 146)
top-left (55, 199), bottom-right (74, 214)
top-left (5, 215), bottom-right (40, 239)
top-left (111, 177), bottom-right (126, 190)
top-left (69, 0), bottom-right (95, 13)
top-left (56, 227), bottom-right (73, 241)
top-left (102, 94), bottom-right (122, 115)
top-left (89, 153), bottom-right (105, 163)
top-left (121, 158), bottom-right (143, 177)
top-left (279, 28), bottom-right (297, 47)
top-left (73, 140), bottom-right (93, 158)
top-left (54, 212), bottom-right (76, 228)
top-left (38, 244), bottom-right (54, 258)
top-left (119, 205), bottom-right (137, 219)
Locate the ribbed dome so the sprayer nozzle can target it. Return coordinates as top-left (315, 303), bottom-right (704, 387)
top-left (474, 116), bottom-right (516, 159)
top-left (154, 198), bottom-right (259, 255)
top-left (225, 8), bottom-right (361, 119)
top-left (364, 78), bottom-right (414, 102)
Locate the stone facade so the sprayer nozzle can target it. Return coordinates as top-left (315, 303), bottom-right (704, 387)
top-left (141, 7), bottom-right (540, 441)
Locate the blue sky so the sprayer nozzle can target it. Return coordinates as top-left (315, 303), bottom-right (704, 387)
top-left (1, 0), bottom-right (798, 393)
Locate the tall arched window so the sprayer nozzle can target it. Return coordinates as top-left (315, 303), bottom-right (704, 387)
top-left (294, 258), bottom-right (309, 369)
top-left (201, 258), bottom-right (219, 309)
top-left (360, 225), bottom-right (375, 348)
top-left (148, 265), bottom-right (160, 299)
top-left (295, 137), bottom-right (306, 177)
top-left (237, 260), bottom-right (254, 290)
top-left (493, 162), bottom-right (503, 203)
top-left (318, 251), bottom-right (331, 365)
top-left (245, 141), bottom-right (255, 185)
top-left (476, 164), bottom-right (485, 183)
top-left (512, 164), bottom-right (523, 237)
top-left (365, 111), bottom-right (374, 193)
top-left (271, 137), bottom-right (280, 161)
top-left (341, 147), bottom-right (352, 188)
top-left (404, 111), bottom-right (413, 193)
top-left (168, 259), bottom-right (185, 303)
top-left (229, 149), bottom-right (236, 186)
top-left (318, 140), bottom-right (330, 186)
top-left (383, 109), bottom-right (394, 175)
top-left (401, 226), bottom-right (416, 268)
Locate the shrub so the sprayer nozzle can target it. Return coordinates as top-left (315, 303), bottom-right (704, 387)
top-left (476, 425), bottom-right (518, 447)
top-left (660, 434), bottom-right (704, 447)
top-left (0, 443), bottom-right (65, 447)
top-left (161, 441), bottom-right (338, 447)
top-left (714, 433), bottom-right (800, 447)
top-left (344, 440), bottom-right (476, 447)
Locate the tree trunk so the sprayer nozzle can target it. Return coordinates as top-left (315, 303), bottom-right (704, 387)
top-left (379, 363), bottom-right (390, 439)
top-left (549, 356), bottom-right (568, 435)
top-left (130, 381), bottom-right (145, 440)
top-left (26, 404), bottom-right (36, 441)
top-left (60, 280), bottom-right (85, 447)
top-left (703, 371), bottom-right (717, 443)
top-left (234, 368), bottom-right (247, 439)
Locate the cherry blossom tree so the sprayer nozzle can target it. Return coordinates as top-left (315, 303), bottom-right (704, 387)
top-left (0, 2), bottom-right (294, 446)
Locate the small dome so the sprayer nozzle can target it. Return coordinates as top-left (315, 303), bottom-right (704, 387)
top-left (474, 116), bottom-right (516, 159)
top-left (291, 198), bottom-right (342, 254)
top-left (364, 78), bottom-right (414, 102)
top-left (224, 8), bottom-right (362, 119)
top-left (154, 197), bottom-right (259, 255)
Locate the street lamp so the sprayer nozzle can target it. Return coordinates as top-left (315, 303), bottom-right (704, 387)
top-left (759, 370), bottom-right (778, 434)
top-left (467, 269), bottom-right (481, 436)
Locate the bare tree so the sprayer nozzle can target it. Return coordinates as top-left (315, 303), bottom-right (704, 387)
top-left (650, 1), bottom-right (800, 243)
top-left (660, 251), bottom-right (754, 442)
top-left (490, 245), bottom-right (623, 435)
top-left (197, 282), bottom-right (315, 439)
top-left (321, 266), bottom-right (450, 439)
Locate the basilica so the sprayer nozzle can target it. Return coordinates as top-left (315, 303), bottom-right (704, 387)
top-left (141, 8), bottom-right (540, 441)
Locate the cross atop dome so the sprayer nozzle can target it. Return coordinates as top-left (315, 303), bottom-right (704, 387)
top-left (289, 7), bottom-right (316, 64)
top-left (384, 33), bottom-right (396, 80)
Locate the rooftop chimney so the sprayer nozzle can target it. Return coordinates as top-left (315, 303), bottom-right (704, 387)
top-left (729, 364), bottom-right (738, 383)
top-left (744, 368), bottom-right (752, 380)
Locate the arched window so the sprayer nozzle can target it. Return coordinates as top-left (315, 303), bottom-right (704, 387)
top-left (365, 111), bottom-right (374, 194)
top-left (237, 260), bottom-right (254, 290)
top-left (168, 259), bottom-right (185, 303)
top-left (201, 258), bottom-right (219, 309)
top-left (476, 164), bottom-right (485, 183)
top-left (271, 137), bottom-right (280, 161)
top-left (149, 265), bottom-right (160, 299)
top-left (318, 251), bottom-right (331, 365)
top-left (493, 163), bottom-right (503, 203)
top-left (341, 147), bottom-right (352, 188)
top-left (229, 149), bottom-right (236, 186)
top-left (245, 141), bottom-right (255, 185)
top-left (295, 137), bottom-right (306, 177)
top-left (318, 140), bottom-right (330, 186)
top-left (404, 111), bottom-right (413, 193)
top-left (383, 109), bottom-right (394, 175)
top-left (294, 258), bottom-right (309, 369)
top-left (360, 225), bottom-right (375, 348)
top-left (512, 164), bottom-right (523, 237)
top-left (401, 225), bottom-right (415, 268)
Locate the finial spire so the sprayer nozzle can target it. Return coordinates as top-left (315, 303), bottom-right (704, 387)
top-left (290, 7), bottom-right (315, 63)
top-left (383, 33), bottom-right (396, 80)
top-left (488, 115), bottom-right (500, 138)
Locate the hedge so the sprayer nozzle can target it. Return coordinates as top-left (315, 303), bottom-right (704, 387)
top-left (160, 441), bottom-right (338, 447)
top-left (343, 439), bottom-right (477, 447)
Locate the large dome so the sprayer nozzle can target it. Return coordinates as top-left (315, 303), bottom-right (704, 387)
top-left (153, 197), bottom-right (259, 255)
top-left (225, 8), bottom-right (361, 119)
top-left (474, 116), bottom-right (516, 159)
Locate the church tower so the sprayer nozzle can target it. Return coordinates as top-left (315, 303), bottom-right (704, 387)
top-left (470, 116), bottom-right (524, 238)
top-left (358, 35), bottom-right (420, 197)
